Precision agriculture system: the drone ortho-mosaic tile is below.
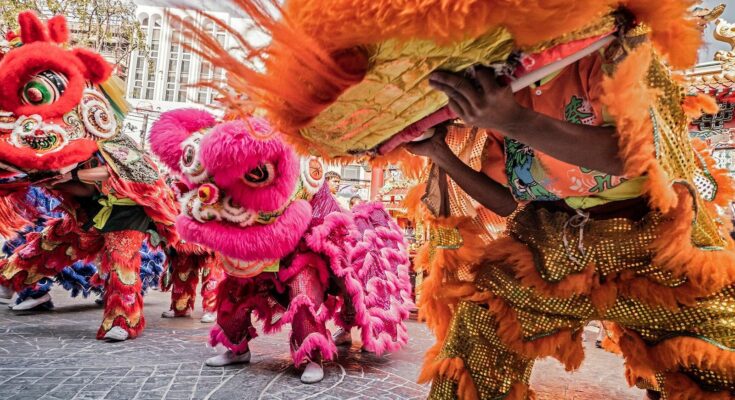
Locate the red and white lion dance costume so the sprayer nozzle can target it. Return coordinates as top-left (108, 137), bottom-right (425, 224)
top-left (0, 12), bottom-right (178, 341)
top-left (149, 109), bottom-right (413, 383)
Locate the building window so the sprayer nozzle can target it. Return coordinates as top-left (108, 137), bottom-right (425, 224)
top-left (130, 13), bottom-right (161, 100)
top-left (195, 18), bottom-right (226, 105)
top-left (130, 13), bottom-right (148, 99)
top-left (340, 165), bottom-right (361, 183)
top-left (146, 15), bottom-right (162, 100)
top-left (164, 17), bottom-right (194, 103)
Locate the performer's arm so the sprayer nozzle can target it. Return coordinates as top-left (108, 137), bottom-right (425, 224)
top-left (75, 166), bottom-right (110, 184)
top-left (44, 166), bottom-right (109, 197)
top-left (405, 129), bottom-right (518, 217)
top-left (428, 68), bottom-right (624, 176)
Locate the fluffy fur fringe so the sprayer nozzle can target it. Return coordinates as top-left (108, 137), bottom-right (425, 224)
top-left (419, 355), bottom-right (480, 400)
top-left (617, 327), bottom-right (735, 398)
top-left (306, 203), bottom-right (413, 356)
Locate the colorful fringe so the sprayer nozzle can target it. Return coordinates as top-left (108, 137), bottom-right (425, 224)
top-left (96, 230), bottom-right (147, 340)
top-left (164, 248), bottom-right (223, 315)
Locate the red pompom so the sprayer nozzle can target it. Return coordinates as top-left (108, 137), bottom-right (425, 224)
top-left (18, 11), bottom-right (48, 44)
top-left (47, 15), bottom-right (69, 44)
top-left (72, 48), bottom-right (112, 84)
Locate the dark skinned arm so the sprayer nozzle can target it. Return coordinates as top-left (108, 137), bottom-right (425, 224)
top-left (44, 166), bottom-right (109, 198)
top-left (405, 128), bottom-right (518, 217)
top-left (428, 67), bottom-right (624, 176)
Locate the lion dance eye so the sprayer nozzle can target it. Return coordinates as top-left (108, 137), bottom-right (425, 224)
top-left (242, 163), bottom-right (275, 187)
top-left (179, 133), bottom-right (208, 183)
top-left (182, 144), bottom-right (197, 168)
top-left (20, 70), bottom-right (67, 106)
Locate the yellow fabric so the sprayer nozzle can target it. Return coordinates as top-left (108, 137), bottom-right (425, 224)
top-left (300, 29), bottom-right (515, 157)
top-left (92, 194), bottom-right (137, 229)
top-left (99, 76), bottom-right (130, 118)
top-left (564, 176), bottom-right (647, 209)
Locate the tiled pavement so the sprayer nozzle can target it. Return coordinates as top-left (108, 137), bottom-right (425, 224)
top-left (0, 288), bottom-right (644, 399)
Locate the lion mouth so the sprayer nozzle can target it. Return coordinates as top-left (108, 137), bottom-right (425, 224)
top-left (175, 198), bottom-right (312, 263)
top-left (21, 132), bottom-right (60, 151)
top-left (10, 115), bottom-right (67, 153)
top-left (180, 190), bottom-right (257, 227)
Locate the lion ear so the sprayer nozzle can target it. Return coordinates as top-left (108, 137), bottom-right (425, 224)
top-left (47, 15), bottom-right (69, 44)
top-left (72, 48), bottom-right (113, 84)
top-left (18, 11), bottom-right (48, 44)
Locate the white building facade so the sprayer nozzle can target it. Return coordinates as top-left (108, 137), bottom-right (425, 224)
top-left (124, 2), bottom-right (249, 144)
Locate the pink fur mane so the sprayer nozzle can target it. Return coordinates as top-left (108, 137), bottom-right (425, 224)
top-left (148, 108), bottom-right (216, 178)
top-left (200, 118), bottom-right (298, 211)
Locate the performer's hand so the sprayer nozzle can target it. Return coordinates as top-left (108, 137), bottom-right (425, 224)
top-left (404, 126), bottom-right (450, 158)
top-left (428, 67), bottom-right (525, 132)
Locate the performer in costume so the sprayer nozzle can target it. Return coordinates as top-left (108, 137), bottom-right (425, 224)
top-left (177, 1), bottom-right (735, 398)
top-left (149, 109), bottom-right (413, 384)
top-left (160, 241), bottom-right (223, 323)
top-left (0, 12), bottom-right (178, 341)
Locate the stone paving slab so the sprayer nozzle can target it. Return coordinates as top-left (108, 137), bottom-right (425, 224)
top-left (0, 287), bottom-right (644, 399)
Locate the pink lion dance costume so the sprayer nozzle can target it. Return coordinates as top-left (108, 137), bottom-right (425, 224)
top-left (149, 108), bottom-right (413, 383)
top-left (0, 12), bottom-right (178, 341)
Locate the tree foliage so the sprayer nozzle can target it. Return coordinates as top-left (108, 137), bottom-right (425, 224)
top-left (0, 0), bottom-right (146, 78)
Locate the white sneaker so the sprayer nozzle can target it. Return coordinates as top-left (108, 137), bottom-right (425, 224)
top-left (300, 361), bottom-right (324, 384)
top-left (205, 350), bottom-right (251, 367)
top-left (12, 293), bottom-right (52, 311)
top-left (161, 309), bottom-right (191, 318)
top-left (200, 312), bottom-right (216, 323)
top-left (103, 326), bottom-right (129, 341)
top-left (332, 328), bottom-right (352, 346)
top-left (0, 285), bottom-right (13, 301)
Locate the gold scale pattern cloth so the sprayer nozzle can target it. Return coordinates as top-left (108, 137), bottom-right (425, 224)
top-left (429, 204), bottom-right (735, 399)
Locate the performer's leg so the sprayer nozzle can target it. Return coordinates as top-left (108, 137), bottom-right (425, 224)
top-left (206, 275), bottom-right (258, 366)
top-left (610, 286), bottom-right (735, 399)
top-left (199, 254), bottom-right (223, 323)
top-left (287, 265), bottom-right (334, 383)
top-left (332, 276), bottom-right (356, 346)
top-left (428, 301), bottom-right (539, 400)
top-left (163, 253), bottom-right (197, 318)
top-left (0, 220), bottom-right (82, 292)
top-left (96, 230), bottom-right (146, 341)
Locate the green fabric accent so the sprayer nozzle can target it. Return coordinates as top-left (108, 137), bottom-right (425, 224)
top-left (262, 259), bottom-right (280, 273)
top-left (92, 194), bottom-right (137, 229)
top-left (564, 176), bottom-right (647, 209)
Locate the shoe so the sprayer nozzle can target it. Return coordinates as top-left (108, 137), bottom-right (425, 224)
top-left (103, 326), bottom-right (130, 341)
top-left (12, 293), bottom-right (52, 311)
top-left (200, 312), bottom-right (216, 323)
top-left (0, 285), bottom-right (13, 301)
top-left (332, 328), bottom-right (352, 346)
top-left (205, 350), bottom-right (251, 367)
top-left (161, 309), bottom-right (191, 318)
top-left (300, 361), bottom-right (324, 384)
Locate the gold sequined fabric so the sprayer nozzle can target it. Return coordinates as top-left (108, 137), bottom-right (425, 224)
top-left (428, 204), bottom-right (735, 399)
top-left (646, 53), bottom-right (728, 249)
top-left (431, 302), bottom-right (534, 400)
